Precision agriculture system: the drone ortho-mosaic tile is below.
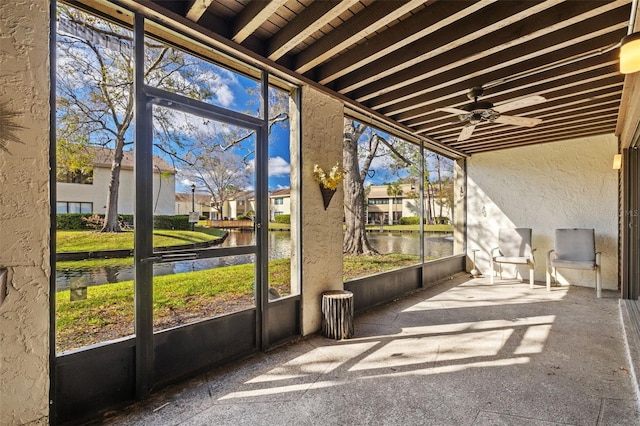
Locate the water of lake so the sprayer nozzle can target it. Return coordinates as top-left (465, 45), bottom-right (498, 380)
top-left (56, 230), bottom-right (453, 290)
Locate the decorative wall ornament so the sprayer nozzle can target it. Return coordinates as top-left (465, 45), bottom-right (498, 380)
top-left (313, 163), bottom-right (344, 210)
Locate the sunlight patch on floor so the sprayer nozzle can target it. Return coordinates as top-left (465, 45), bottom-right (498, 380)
top-left (245, 342), bottom-right (378, 383)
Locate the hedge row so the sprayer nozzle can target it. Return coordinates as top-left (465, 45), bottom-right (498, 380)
top-left (273, 214), bottom-right (290, 224)
top-left (398, 216), bottom-right (450, 225)
top-left (56, 214), bottom-right (191, 230)
top-left (398, 216), bottom-right (421, 225)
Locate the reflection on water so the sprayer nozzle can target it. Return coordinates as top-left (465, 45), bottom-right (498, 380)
top-left (367, 232), bottom-right (452, 258)
top-left (56, 230), bottom-right (452, 291)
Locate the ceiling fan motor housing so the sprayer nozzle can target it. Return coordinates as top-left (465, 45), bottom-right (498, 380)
top-left (460, 100), bottom-right (500, 124)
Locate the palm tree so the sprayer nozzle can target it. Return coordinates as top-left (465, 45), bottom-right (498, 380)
top-left (386, 182), bottom-right (403, 225)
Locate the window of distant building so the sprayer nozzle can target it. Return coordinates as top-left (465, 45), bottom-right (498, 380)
top-left (57, 201), bottom-right (93, 214)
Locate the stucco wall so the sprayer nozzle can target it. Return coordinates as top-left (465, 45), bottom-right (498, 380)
top-left (57, 168), bottom-right (176, 215)
top-left (295, 85), bottom-right (344, 335)
top-left (466, 134), bottom-right (619, 290)
top-left (0, 1), bottom-right (51, 424)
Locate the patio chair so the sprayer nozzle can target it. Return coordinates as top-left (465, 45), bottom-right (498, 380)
top-left (546, 228), bottom-right (601, 297)
top-left (490, 228), bottom-right (535, 288)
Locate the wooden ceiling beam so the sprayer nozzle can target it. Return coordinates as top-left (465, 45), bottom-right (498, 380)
top-left (462, 126), bottom-right (617, 154)
top-left (375, 22), bottom-right (627, 118)
top-left (267, 0), bottom-right (361, 61)
top-left (447, 115), bottom-right (619, 146)
top-left (397, 59), bottom-right (620, 125)
top-left (434, 91), bottom-right (623, 141)
top-left (294, 0), bottom-right (426, 75)
top-left (361, 2), bottom-right (629, 109)
top-left (457, 124), bottom-right (618, 151)
top-left (186, 0), bottom-right (213, 23)
top-left (408, 73), bottom-right (623, 135)
top-left (440, 109), bottom-right (620, 142)
top-left (430, 98), bottom-right (622, 141)
top-left (232, 0), bottom-right (288, 44)
top-left (334, 0), bottom-right (564, 95)
top-left (315, 0), bottom-right (488, 85)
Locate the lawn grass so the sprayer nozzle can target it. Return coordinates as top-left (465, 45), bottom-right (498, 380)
top-left (364, 224), bottom-right (453, 232)
top-left (57, 227), bottom-right (227, 252)
top-left (56, 253), bottom-right (426, 352)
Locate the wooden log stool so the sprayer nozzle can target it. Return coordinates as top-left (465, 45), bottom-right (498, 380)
top-left (321, 290), bottom-right (354, 339)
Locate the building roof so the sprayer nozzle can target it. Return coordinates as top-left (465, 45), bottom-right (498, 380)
top-left (92, 147), bottom-right (175, 173)
top-left (269, 188), bottom-right (290, 198)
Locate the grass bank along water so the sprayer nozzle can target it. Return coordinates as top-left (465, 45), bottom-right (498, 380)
top-left (55, 226), bottom-right (453, 352)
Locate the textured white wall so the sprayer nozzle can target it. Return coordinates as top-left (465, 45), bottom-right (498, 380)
top-left (294, 86), bottom-right (344, 335)
top-left (0, 0), bottom-right (50, 424)
top-left (57, 168), bottom-right (176, 215)
top-left (466, 134), bottom-right (619, 290)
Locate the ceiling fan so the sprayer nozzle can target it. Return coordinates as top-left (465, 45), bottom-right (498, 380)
top-left (436, 87), bottom-right (546, 142)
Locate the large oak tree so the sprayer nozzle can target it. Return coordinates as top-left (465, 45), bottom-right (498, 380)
top-left (56, 5), bottom-right (220, 231)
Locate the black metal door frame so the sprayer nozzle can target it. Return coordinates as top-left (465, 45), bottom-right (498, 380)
top-left (135, 88), bottom-right (267, 398)
top-left (134, 13), bottom-right (269, 396)
top-left (621, 142), bottom-right (639, 300)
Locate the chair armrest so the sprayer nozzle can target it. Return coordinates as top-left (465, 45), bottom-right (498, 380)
top-left (546, 249), bottom-right (555, 266)
top-left (595, 252), bottom-right (601, 266)
top-left (529, 248), bottom-right (536, 263)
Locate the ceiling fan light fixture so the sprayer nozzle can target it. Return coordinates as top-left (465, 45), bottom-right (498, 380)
top-left (620, 32), bottom-right (640, 74)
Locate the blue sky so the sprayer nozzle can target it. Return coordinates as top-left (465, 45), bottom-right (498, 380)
top-left (56, 6), bottom-right (448, 197)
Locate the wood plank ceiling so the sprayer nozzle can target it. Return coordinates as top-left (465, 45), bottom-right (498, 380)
top-left (143, 0), bottom-right (633, 156)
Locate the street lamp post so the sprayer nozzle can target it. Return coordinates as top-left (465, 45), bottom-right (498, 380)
top-left (191, 184), bottom-right (195, 231)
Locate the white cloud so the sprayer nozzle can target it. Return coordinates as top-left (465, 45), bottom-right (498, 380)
top-left (268, 156), bottom-right (290, 177)
top-left (215, 85), bottom-right (234, 107)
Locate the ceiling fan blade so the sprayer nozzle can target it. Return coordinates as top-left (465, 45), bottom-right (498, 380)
top-left (494, 114), bottom-right (542, 127)
top-left (435, 107), bottom-right (469, 115)
top-left (493, 95), bottom-right (546, 113)
top-left (457, 124), bottom-right (476, 141)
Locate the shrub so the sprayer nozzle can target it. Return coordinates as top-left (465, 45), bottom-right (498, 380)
top-left (153, 215), bottom-right (190, 230)
top-left (273, 214), bottom-right (290, 224)
top-left (236, 214), bottom-right (252, 221)
top-left (434, 216), bottom-right (449, 225)
top-left (82, 213), bottom-right (104, 230)
top-left (57, 214), bottom-right (191, 230)
top-left (399, 216), bottom-right (421, 225)
top-left (57, 213), bottom-right (93, 230)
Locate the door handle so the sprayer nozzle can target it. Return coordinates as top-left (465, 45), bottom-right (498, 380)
top-left (160, 253), bottom-right (198, 262)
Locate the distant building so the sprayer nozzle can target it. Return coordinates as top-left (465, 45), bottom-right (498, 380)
top-left (269, 188), bottom-right (291, 221)
top-left (175, 190), bottom-right (256, 220)
top-left (56, 148), bottom-right (176, 215)
top-left (366, 183), bottom-right (452, 225)
top-left (227, 190), bottom-right (256, 219)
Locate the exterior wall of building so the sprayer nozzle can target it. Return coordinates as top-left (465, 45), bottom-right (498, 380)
top-left (366, 183), bottom-right (452, 224)
top-left (270, 196), bottom-right (291, 220)
top-left (0, 1), bottom-right (51, 423)
top-left (466, 134), bottom-right (619, 289)
top-left (226, 194), bottom-right (255, 219)
top-left (296, 86), bottom-right (344, 335)
top-left (57, 167), bottom-right (175, 215)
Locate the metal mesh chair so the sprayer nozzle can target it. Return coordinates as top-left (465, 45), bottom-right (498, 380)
top-left (490, 228), bottom-right (535, 288)
top-left (546, 228), bottom-right (602, 297)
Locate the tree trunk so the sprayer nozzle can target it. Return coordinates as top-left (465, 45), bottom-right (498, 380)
top-left (101, 136), bottom-right (124, 232)
top-left (343, 121), bottom-right (378, 256)
top-left (436, 156), bottom-right (444, 221)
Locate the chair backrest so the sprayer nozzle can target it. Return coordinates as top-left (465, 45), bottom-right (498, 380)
top-left (498, 228), bottom-right (532, 257)
top-left (554, 228), bottom-right (596, 261)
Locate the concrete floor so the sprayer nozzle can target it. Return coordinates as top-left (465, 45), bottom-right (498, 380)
top-left (104, 274), bottom-right (640, 425)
